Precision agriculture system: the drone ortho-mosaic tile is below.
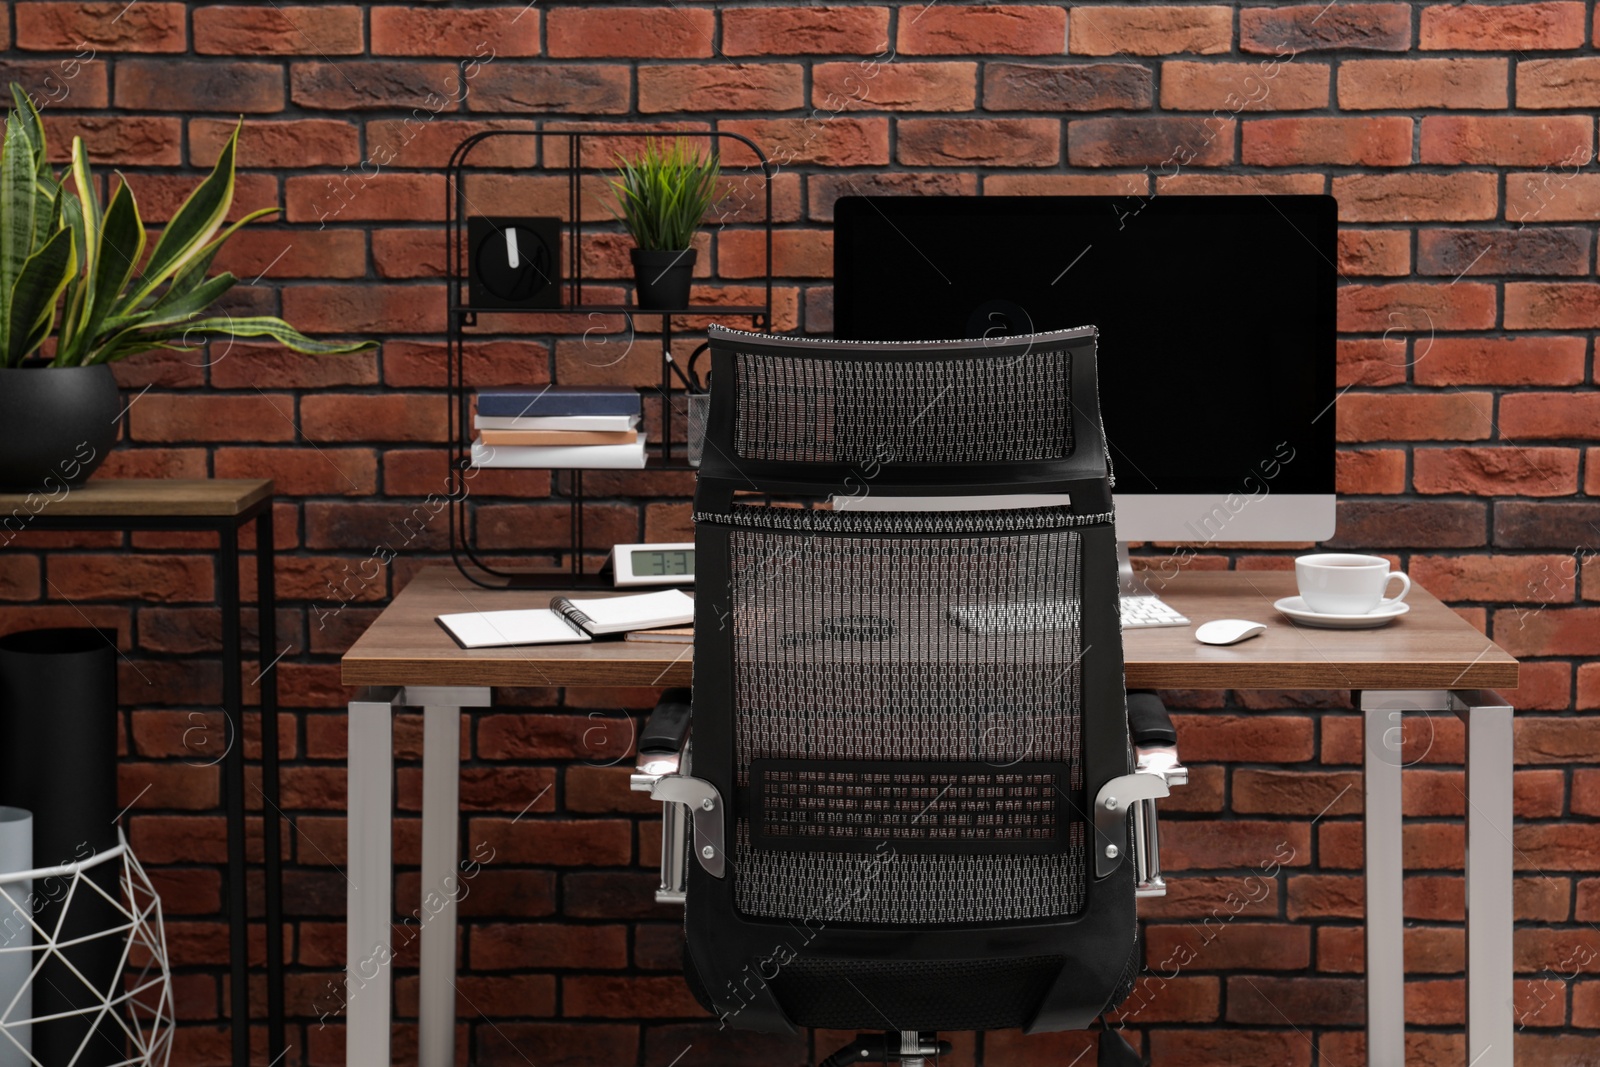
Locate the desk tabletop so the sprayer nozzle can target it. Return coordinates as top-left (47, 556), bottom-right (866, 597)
top-left (0, 478), bottom-right (273, 517)
top-left (342, 566), bottom-right (1518, 692)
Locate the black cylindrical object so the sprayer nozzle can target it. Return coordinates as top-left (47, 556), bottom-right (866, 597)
top-left (0, 628), bottom-right (123, 1067)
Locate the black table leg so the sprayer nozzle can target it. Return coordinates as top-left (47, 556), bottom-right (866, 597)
top-left (256, 511), bottom-right (285, 1063)
top-left (219, 522), bottom-right (250, 1066)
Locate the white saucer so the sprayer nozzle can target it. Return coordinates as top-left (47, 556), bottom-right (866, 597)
top-left (1273, 596), bottom-right (1410, 629)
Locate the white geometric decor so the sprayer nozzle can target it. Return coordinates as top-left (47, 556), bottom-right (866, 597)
top-left (0, 831), bottom-right (173, 1067)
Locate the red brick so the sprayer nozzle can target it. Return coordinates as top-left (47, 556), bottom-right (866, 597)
top-left (1414, 448), bottom-right (1579, 496)
top-left (1500, 393), bottom-right (1600, 440)
top-left (1519, 57), bottom-right (1600, 108)
top-left (16, 2), bottom-right (186, 52)
top-left (290, 60), bottom-right (457, 110)
top-left (1156, 172), bottom-right (1324, 195)
top-left (370, 7), bottom-right (540, 57)
top-left (1333, 173), bottom-right (1499, 222)
top-left (1348, 282), bottom-right (1500, 334)
top-left (285, 172), bottom-right (445, 225)
top-left (1584, 662), bottom-right (1600, 710)
top-left (41, 114), bottom-right (181, 165)
top-left (1240, 4), bottom-right (1411, 53)
top-left (470, 818), bottom-right (632, 866)
top-left (1422, 115), bottom-right (1594, 166)
top-left (1233, 769), bottom-right (1362, 816)
top-left (564, 975), bottom-right (701, 1018)
top-left (1172, 715), bottom-right (1314, 762)
top-left (300, 394), bottom-right (448, 444)
top-left (213, 228), bottom-right (366, 281)
top-left (815, 61), bottom-right (978, 112)
top-left (1336, 392), bottom-right (1495, 443)
top-left (1160, 61), bottom-right (1329, 111)
top-left (194, 6), bottom-right (362, 55)
top-left (1337, 449), bottom-right (1407, 494)
top-left (0, 59), bottom-right (110, 109)
top-left (900, 5), bottom-right (1065, 56)
top-left (985, 172), bottom-right (1148, 196)
top-left (1497, 610), bottom-right (1600, 659)
top-left (1507, 284), bottom-right (1600, 330)
top-left (1412, 555), bottom-right (1579, 604)
top-left (214, 448), bottom-right (377, 496)
top-left (1415, 336), bottom-right (1587, 387)
top-left (1421, 2), bottom-right (1587, 50)
top-left (369, 118), bottom-right (539, 169)
top-left (115, 59), bottom-right (282, 112)
top-left (1227, 976), bottom-right (1365, 1025)
top-left (1147, 1031), bottom-right (1310, 1067)
top-left (721, 6), bottom-right (889, 56)
top-left (1339, 230), bottom-right (1410, 277)
top-left (1423, 227), bottom-right (1591, 278)
top-left (1068, 116), bottom-right (1232, 167)
top-left (719, 229), bottom-right (830, 279)
top-left (470, 923), bottom-right (627, 971)
top-left (1506, 172), bottom-right (1600, 224)
top-left (1144, 923), bottom-right (1311, 972)
top-left (898, 118), bottom-right (1059, 167)
top-left (1243, 116), bottom-right (1411, 166)
top-left (128, 394), bottom-right (296, 443)
top-left (550, 6), bottom-right (711, 57)
top-left (280, 283), bottom-right (446, 336)
top-left (1339, 58), bottom-right (1509, 109)
top-left (720, 118), bottom-right (889, 167)
top-left (304, 502), bottom-right (448, 553)
top-left (638, 64), bottom-right (804, 113)
top-left (192, 119), bottom-right (360, 171)
top-left (1164, 821), bottom-right (1312, 870)
top-left (50, 555), bottom-right (213, 602)
top-left (1110, 975), bottom-right (1221, 1025)
top-left (1070, 6), bottom-right (1230, 56)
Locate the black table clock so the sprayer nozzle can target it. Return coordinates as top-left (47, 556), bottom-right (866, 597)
top-left (467, 216), bottom-right (561, 309)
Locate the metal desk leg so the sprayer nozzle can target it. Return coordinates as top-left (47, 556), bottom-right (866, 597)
top-left (255, 511), bottom-right (285, 1063)
top-left (1452, 692), bottom-right (1515, 1067)
top-left (218, 523), bottom-right (250, 1066)
top-left (348, 688), bottom-right (401, 1067)
top-left (1360, 691), bottom-right (1410, 1067)
top-left (409, 686), bottom-right (492, 1067)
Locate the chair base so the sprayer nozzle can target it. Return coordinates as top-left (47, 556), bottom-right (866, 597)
top-left (818, 1031), bottom-right (950, 1067)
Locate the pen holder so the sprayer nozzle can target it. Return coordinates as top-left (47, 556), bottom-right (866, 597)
top-left (686, 392), bottom-right (710, 468)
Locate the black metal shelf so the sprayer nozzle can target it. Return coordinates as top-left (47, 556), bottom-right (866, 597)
top-left (444, 127), bottom-right (772, 589)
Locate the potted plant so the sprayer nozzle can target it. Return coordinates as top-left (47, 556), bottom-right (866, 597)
top-left (0, 85), bottom-right (373, 491)
top-left (607, 138), bottom-right (721, 311)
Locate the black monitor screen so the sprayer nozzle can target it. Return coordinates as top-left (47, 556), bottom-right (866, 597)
top-left (832, 195), bottom-right (1337, 496)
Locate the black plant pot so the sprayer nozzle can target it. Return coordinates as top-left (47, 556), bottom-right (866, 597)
top-left (0, 363), bottom-right (120, 492)
top-left (0, 628), bottom-right (123, 1066)
top-left (631, 247), bottom-right (698, 311)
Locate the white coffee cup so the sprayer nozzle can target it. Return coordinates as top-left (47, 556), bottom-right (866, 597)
top-left (1295, 553), bottom-right (1411, 615)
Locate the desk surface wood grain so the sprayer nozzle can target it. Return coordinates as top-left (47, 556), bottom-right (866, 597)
top-left (342, 566), bottom-right (1518, 692)
top-left (0, 478), bottom-right (273, 517)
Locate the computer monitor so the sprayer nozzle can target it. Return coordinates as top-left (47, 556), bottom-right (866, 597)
top-left (832, 195), bottom-right (1338, 546)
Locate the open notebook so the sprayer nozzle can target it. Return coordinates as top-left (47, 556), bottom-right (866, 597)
top-left (437, 589), bottom-right (695, 649)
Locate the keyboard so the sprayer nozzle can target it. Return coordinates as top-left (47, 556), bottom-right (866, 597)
top-left (1120, 595), bottom-right (1190, 629)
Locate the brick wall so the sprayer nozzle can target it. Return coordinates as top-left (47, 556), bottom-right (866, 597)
top-left (2, 2), bottom-right (1598, 1065)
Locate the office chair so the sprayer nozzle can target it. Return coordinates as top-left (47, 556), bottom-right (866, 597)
top-left (634, 325), bottom-right (1186, 1067)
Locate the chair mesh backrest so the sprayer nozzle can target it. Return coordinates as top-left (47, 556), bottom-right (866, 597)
top-left (724, 503), bottom-right (1092, 925)
top-left (732, 348), bottom-right (1073, 465)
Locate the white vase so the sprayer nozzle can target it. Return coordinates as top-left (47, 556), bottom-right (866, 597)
top-left (0, 807), bottom-right (31, 1067)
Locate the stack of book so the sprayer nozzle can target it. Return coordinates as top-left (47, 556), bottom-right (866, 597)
top-left (470, 387), bottom-right (645, 469)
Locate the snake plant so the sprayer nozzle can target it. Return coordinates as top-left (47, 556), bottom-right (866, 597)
top-left (1, 84), bottom-right (372, 368)
top-left (607, 138), bottom-right (722, 252)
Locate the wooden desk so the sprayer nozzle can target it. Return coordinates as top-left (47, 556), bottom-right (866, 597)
top-left (341, 566), bottom-right (1517, 691)
top-left (341, 565), bottom-right (1519, 1067)
top-left (2, 478), bottom-right (283, 1067)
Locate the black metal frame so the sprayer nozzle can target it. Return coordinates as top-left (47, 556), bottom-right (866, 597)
top-left (26, 501), bottom-right (283, 1067)
top-left (443, 128), bottom-right (775, 589)
top-left (688, 327), bottom-right (1137, 1034)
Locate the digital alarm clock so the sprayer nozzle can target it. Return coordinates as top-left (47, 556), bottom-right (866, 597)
top-left (604, 542), bottom-right (695, 587)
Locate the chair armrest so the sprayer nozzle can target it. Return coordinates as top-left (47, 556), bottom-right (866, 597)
top-left (634, 688), bottom-right (692, 782)
top-left (1128, 689), bottom-right (1177, 746)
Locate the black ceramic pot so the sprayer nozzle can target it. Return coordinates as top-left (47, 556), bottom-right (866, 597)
top-left (0, 363), bottom-right (120, 491)
top-left (631, 247), bottom-right (698, 311)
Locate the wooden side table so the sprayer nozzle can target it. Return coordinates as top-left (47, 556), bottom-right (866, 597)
top-left (0, 478), bottom-right (283, 1067)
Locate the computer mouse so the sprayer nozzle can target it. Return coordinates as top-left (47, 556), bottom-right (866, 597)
top-left (1195, 619), bottom-right (1267, 646)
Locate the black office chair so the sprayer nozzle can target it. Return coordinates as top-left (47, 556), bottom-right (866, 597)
top-left (634, 325), bottom-right (1186, 1066)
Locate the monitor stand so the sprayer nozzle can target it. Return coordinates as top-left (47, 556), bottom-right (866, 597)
top-left (1118, 542), bottom-right (1152, 599)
